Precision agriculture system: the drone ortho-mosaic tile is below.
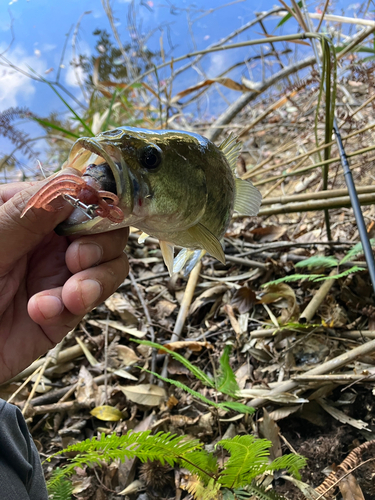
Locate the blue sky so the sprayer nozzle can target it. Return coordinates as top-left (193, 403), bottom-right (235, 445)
top-left (0, 0), bottom-right (372, 172)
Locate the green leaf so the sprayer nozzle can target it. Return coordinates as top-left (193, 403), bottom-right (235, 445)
top-left (32, 117), bottom-right (80, 139)
top-left (133, 340), bottom-right (215, 388)
top-left (295, 255), bottom-right (338, 269)
top-left (139, 367), bottom-right (223, 409)
top-left (339, 239), bottom-right (375, 265)
top-left (270, 454), bottom-right (307, 480)
top-left (216, 345), bottom-right (239, 397)
top-left (262, 274), bottom-right (324, 287)
top-left (276, 1), bottom-right (303, 28)
top-left (313, 266), bottom-right (365, 281)
top-left (219, 401), bottom-right (254, 414)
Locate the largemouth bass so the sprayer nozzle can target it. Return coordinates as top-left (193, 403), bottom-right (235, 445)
top-left (22, 127), bottom-right (262, 274)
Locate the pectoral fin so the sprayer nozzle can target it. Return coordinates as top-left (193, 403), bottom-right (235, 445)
top-left (159, 240), bottom-right (174, 276)
top-left (187, 223), bottom-right (225, 264)
top-left (234, 178), bottom-right (262, 216)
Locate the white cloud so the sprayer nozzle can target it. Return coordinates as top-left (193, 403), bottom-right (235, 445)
top-left (0, 44), bottom-right (47, 111)
top-left (64, 63), bottom-right (86, 88)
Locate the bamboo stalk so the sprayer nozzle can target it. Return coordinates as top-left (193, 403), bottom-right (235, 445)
top-left (258, 192), bottom-right (375, 216)
top-left (247, 337), bottom-right (375, 408)
top-left (262, 185), bottom-right (375, 206)
top-left (299, 270), bottom-right (337, 324)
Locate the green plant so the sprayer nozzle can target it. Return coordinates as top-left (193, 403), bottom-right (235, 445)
top-left (134, 340), bottom-right (254, 414)
top-left (46, 430), bottom-right (306, 500)
top-left (263, 241), bottom-right (372, 287)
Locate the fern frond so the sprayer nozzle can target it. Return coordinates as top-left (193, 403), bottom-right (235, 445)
top-left (295, 255), bottom-right (338, 269)
top-left (46, 430), bottom-right (202, 488)
top-left (187, 477), bottom-right (221, 500)
top-left (313, 266), bottom-right (365, 281)
top-left (216, 346), bottom-right (239, 397)
top-left (133, 339), bottom-right (214, 387)
top-left (235, 483), bottom-right (287, 500)
top-left (270, 454), bottom-right (307, 480)
top-left (217, 435), bottom-right (272, 488)
top-left (339, 239), bottom-right (375, 265)
top-left (181, 450), bottom-right (218, 483)
top-left (262, 274), bottom-right (324, 286)
top-left (47, 468), bottom-right (73, 499)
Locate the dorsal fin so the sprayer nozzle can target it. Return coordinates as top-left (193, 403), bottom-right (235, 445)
top-left (219, 133), bottom-right (242, 172)
top-left (234, 178), bottom-right (262, 216)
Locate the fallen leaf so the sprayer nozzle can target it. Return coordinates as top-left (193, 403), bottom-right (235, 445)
top-left (116, 345), bottom-right (139, 366)
top-left (338, 473), bottom-right (365, 500)
top-left (250, 225), bottom-right (287, 242)
top-left (318, 398), bottom-right (369, 430)
top-left (260, 283), bottom-right (299, 324)
top-left (154, 299), bottom-right (177, 318)
top-left (90, 405), bottom-right (123, 421)
top-left (258, 409), bottom-right (282, 460)
top-left (162, 340), bottom-right (213, 352)
top-left (120, 384), bottom-right (166, 406)
top-left (232, 286), bottom-right (257, 313)
top-left (190, 284), bottom-right (228, 315)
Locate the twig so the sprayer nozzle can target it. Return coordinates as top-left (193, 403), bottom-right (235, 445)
top-left (129, 270), bottom-right (156, 380)
top-left (300, 269), bottom-right (337, 323)
top-left (22, 355), bottom-right (53, 417)
top-left (206, 56), bottom-right (316, 142)
top-left (160, 261), bottom-right (202, 378)
top-left (247, 337), bottom-right (375, 408)
top-left (7, 366), bottom-right (42, 404)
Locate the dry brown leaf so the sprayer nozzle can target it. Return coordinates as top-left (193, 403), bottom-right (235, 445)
top-left (120, 384), bottom-right (166, 406)
top-left (235, 363), bottom-right (250, 390)
top-left (260, 283), bottom-right (299, 324)
top-left (116, 345), bottom-right (139, 366)
top-left (258, 408), bottom-right (282, 461)
top-left (171, 77), bottom-right (253, 103)
top-left (154, 299), bottom-right (177, 318)
top-left (90, 405), bottom-right (123, 422)
top-left (166, 395), bottom-right (179, 409)
top-left (162, 340), bottom-right (213, 352)
top-left (190, 284), bottom-right (228, 315)
top-left (250, 225), bottom-right (287, 242)
top-left (224, 304), bottom-right (242, 336)
top-left (94, 319), bottom-right (146, 338)
top-left (75, 365), bottom-right (96, 404)
top-left (231, 286), bottom-right (257, 313)
top-left (338, 474), bottom-right (365, 500)
top-left (317, 398), bottom-right (369, 430)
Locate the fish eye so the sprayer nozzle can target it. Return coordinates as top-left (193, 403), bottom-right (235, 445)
top-left (139, 145), bottom-right (162, 170)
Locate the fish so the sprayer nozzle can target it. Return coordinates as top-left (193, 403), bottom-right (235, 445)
top-left (22, 127), bottom-right (262, 275)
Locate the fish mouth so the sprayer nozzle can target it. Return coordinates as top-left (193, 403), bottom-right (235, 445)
top-left (55, 138), bottom-right (132, 236)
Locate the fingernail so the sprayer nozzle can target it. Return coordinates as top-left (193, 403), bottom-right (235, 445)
top-left (37, 296), bottom-right (64, 319)
top-left (80, 279), bottom-right (102, 309)
top-left (78, 243), bottom-right (103, 269)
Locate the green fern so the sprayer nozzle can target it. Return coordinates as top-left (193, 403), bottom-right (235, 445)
top-left (313, 265), bottom-right (365, 281)
top-left (261, 274), bottom-right (324, 287)
top-left (47, 469), bottom-right (73, 500)
top-left (234, 483), bottom-right (287, 500)
top-left (339, 239), bottom-right (375, 265)
top-left (217, 435), bottom-right (306, 488)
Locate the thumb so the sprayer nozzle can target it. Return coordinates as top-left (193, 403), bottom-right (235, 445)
top-left (0, 176), bottom-right (75, 276)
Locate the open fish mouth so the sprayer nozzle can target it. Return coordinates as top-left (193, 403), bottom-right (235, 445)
top-left (55, 139), bottom-right (132, 236)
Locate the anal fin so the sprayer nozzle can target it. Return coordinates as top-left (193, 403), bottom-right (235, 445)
top-left (173, 248), bottom-right (205, 275)
top-left (138, 232), bottom-right (149, 244)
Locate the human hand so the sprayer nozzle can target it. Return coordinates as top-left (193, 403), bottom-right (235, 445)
top-left (0, 173), bottom-right (129, 383)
